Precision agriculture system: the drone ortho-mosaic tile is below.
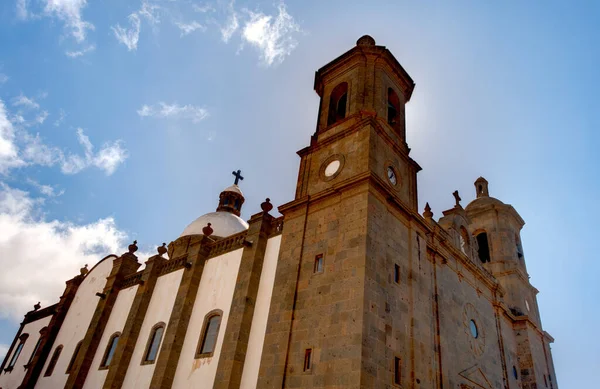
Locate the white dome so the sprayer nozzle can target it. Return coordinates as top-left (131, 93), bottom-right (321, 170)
top-left (222, 184), bottom-right (243, 196)
top-left (180, 211), bottom-right (249, 238)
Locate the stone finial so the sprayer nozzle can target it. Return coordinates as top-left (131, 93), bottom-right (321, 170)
top-left (202, 223), bottom-right (213, 236)
top-left (157, 243), bottom-right (167, 257)
top-left (80, 264), bottom-right (89, 276)
top-left (424, 202), bottom-right (433, 219)
top-left (261, 198), bottom-right (273, 213)
top-left (128, 240), bottom-right (138, 254)
top-left (357, 35), bottom-right (376, 46)
top-left (34, 302), bottom-right (41, 311)
top-left (453, 190), bottom-right (462, 207)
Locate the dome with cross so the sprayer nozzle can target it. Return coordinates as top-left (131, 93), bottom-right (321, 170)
top-left (180, 170), bottom-right (249, 238)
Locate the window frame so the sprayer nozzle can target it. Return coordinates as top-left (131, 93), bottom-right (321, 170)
top-left (475, 231), bottom-right (491, 263)
top-left (393, 356), bottom-right (402, 386)
top-left (303, 348), bottom-right (312, 372)
top-left (65, 340), bottom-right (83, 374)
top-left (394, 264), bottom-right (400, 284)
top-left (141, 322), bottom-right (166, 365)
top-left (195, 309), bottom-right (223, 359)
top-left (43, 344), bottom-right (63, 377)
top-left (6, 333), bottom-right (29, 371)
top-left (387, 87), bottom-right (401, 129)
top-left (314, 254), bottom-right (324, 274)
top-left (327, 82), bottom-right (349, 126)
top-left (99, 332), bottom-right (121, 370)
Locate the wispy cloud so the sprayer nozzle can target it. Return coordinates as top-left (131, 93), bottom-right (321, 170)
top-left (240, 3), bottom-right (301, 66)
top-left (0, 74), bottom-right (8, 85)
top-left (54, 109), bottom-right (66, 126)
top-left (66, 44), bottom-right (95, 58)
top-left (60, 128), bottom-right (128, 175)
top-left (42, 0), bottom-right (94, 43)
top-left (112, 13), bottom-right (141, 51)
top-left (139, 0), bottom-right (161, 26)
top-left (26, 178), bottom-right (64, 197)
top-left (137, 102), bottom-right (209, 123)
top-left (176, 21), bottom-right (205, 36)
top-left (221, 8), bottom-right (239, 43)
top-left (0, 100), bottom-right (25, 174)
top-left (193, 3), bottom-right (215, 13)
top-left (12, 94), bottom-right (40, 110)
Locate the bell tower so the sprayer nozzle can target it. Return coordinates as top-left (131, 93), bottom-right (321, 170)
top-left (295, 35), bottom-right (421, 211)
top-left (257, 36), bottom-right (428, 389)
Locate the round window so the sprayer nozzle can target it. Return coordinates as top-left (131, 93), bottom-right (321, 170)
top-left (469, 320), bottom-right (478, 338)
top-left (324, 160), bottom-right (341, 177)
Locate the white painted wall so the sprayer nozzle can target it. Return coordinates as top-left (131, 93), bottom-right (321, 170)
top-left (35, 256), bottom-right (116, 389)
top-left (81, 285), bottom-right (138, 389)
top-left (121, 269), bottom-right (183, 389)
top-left (0, 316), bottom-right (51, 389)
top-left (171, 248), bottom-right (243, 389)
top-left (240, 235), bottom-right (281, 389)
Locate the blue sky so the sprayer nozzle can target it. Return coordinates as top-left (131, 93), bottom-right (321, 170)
top-left (0, 0), bottom-right (598, 387)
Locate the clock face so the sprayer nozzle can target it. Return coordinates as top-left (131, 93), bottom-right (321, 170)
top-left (387, 166), bottom-right (397, 185)
top-left (324, 160), bottom-right (341, 177)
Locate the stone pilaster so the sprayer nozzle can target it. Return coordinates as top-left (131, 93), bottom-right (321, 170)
top-left (20, 275), bottom-right (84, 389)
top-left (64, 252), bottom-right (140, 389)
top-left (149, 235), bottom-right (211, 389)
top-left (213, 211), bottom-right (273, 389)
top-left (102, 254), bottom-right (167, 389)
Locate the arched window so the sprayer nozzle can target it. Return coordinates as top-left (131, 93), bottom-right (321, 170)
top-left (327, 82), bottom-right (348, 126)
top-left (387, 87), bottom-right (400, 127)
top-left (100, 332), bottom-right (120, 369)
top-left (460, 227), bottom-right (470, 255)
top-left (44, 344), bottom-right (63, 377)
top-left (7, 333), bottom-right (29, 370)
top-left (515, 234), bottom-right (524, 260)
top-left (142, 323), bottom-right (165, 364)
top-left (196, 310), bottom-right (223, 358)
top-left (476, 232), bottom-right (491, 263)
top-left (66, 340), bottom-right (83, 374)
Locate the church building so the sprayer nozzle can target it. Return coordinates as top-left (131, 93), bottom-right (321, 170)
top-left (0, 35), bottom-right (558, 389)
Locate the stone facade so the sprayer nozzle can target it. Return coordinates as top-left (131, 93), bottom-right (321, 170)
top-left (0, 36), bottom-right (557, 389)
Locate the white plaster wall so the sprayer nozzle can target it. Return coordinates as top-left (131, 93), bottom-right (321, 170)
top-left (0, 316), bottom-right (51, 389)
top-left (35, 256), bottom-right (116, 389)
top-left (240, 235), bottom-right (281, 389)
top-left (121, 269), bottom-right (183, 389)
top-left (81, 285), bottom-right (138, 389)
top-left (171, 248), bottom-right (243, 389)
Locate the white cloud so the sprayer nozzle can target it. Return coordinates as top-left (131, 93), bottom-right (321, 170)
top-left (0, 100), bottom-right (25, 174)
top-left (139, 0), bottom-right (161, 26)
top-left (112, 13), bottom-right (141, 51)
top-left (16, 0), bottom-right (34, 20)
top-left (0, 343), bottom-right (8, 360)
top-left (137, 102), bottom-right (209, 123)
top-left (0, 183), bottom-right (128, 322)
top-left (26, 178), bottom-right (64, 197)
top-left (193, 3), bottom-right (215, 13)
top-left (0, 74), bottom-right (8, 85)
top-left (65, 44), bottom-right (95, 58)
top-left (241, 3), bottom-right (301, 66)
top-left (42, 0), bottom-right (94, 43)
top-left (176, 21), bottom-right (205, 36)
top-left (12, 94), bottom-right (40, 110)
top-left (221, 10), bottom-right (239, 43)
top-left (60, 128), bottom-right (128, 175)
top-left (54, 109), bottom-right (66, 126)
top-left (35, 110), bottom-right (49, 125)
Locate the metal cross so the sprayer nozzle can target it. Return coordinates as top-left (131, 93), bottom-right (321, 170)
top-left (232, 170), bottom-right (244, 185)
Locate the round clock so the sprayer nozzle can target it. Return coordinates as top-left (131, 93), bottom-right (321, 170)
top-left (387, 166), bottom-right (397, 185)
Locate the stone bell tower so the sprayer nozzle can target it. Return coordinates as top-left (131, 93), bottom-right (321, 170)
top-left (257, 36), bottom-right (428, 389)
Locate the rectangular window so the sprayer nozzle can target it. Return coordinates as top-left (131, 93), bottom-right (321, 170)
top-left (394, 356), bottom-right (401, 385)
top-left (304, 349), bottom-right (312, 371)
top-left (314, 254), bottom-right (324, 274)
top-left (394, 264), bottom-right (400, 283)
